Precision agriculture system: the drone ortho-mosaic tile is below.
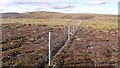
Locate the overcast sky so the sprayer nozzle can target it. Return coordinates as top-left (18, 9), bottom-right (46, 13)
top-left (0, 0), bottom-right (119, 15)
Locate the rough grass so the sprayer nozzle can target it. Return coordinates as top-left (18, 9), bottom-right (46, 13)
top-left (2, 19), bottom-right (78, 26)
top-left (1, 12), bottom-right (118, 30)
top-left (2, 19), bottom-right (118, 30)
top-left (81, 20), bottom-right (118, 30)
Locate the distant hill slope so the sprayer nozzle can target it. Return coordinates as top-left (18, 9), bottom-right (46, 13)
top-left (1, 12), bottom-right (19, 18)
top-left (1, 11), bottom-right (117, 20)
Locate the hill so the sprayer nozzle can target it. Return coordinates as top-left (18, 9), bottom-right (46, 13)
top-left (1, 11), bottom-right (117, 20)
top-left (1, 12), bottom-right (19, 18)
top-left (2, 11), bottom-right (118, 30)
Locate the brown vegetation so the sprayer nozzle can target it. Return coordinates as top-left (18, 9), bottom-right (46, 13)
top-left (1, 11), bottom-right (118, 67)
top-left (2, 23), bottom-right (67, 66)
top-left (52, 28), bottom-right (119, 66)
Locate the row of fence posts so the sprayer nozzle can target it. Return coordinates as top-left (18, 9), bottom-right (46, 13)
top-left (48, 21), bottom-right (81, 66)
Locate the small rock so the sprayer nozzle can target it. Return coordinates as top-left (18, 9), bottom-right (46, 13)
top-left (76, 38), bottom-right (80, 41)
top-left (41, 37), bottom-right (44, 40)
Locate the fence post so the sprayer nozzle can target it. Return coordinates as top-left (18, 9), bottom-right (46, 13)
top-left (68, 26), bottom-right (70, 40)
top-left (75, 24), bottom-right (77, 31)
top-left (73, 26), bottom-right (75, 34)
top-left (70, 26), bottom-right (73, 35)
top-left (49, 32), bottom-right (52, 66)
top-left (64, 25), bottom-right (66, 35)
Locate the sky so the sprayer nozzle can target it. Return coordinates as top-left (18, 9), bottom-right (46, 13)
top-left (0, 0), bottom-right (119, 15)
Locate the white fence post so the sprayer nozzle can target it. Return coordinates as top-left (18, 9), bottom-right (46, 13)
top-left (73, 26), bottom-right (75, 34)
top-left (70, 26), bottom-right (73, 35)
top-left (68, 26), bottom-right (70, 40)
top-left (49, 32), bottom-right (52, 66)
top-left (64, 25), bottom-right (66, 35)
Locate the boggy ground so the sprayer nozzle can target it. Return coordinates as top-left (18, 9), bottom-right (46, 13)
top-left (2, 23), bottom-right (67, 66)
top-left (52, 27), bottom-right (119, 66)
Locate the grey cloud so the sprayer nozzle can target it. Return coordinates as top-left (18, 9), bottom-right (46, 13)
top-left (0, 9), bottom-right (6, 11)
top-left (14, 2), bottom-right (50, 5)
top-left (84, 2), bottom-right (108, 6)
top-left (96, 2), bottom-right (107, 5)
top-left (8, 0), bottom-right (83, 3)
top-left (35, 8), bottom-right (45, 10)
top-left (9, 2), bottom-right (51, 6)
top-left (51, 5), bottom-right (75, 9)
